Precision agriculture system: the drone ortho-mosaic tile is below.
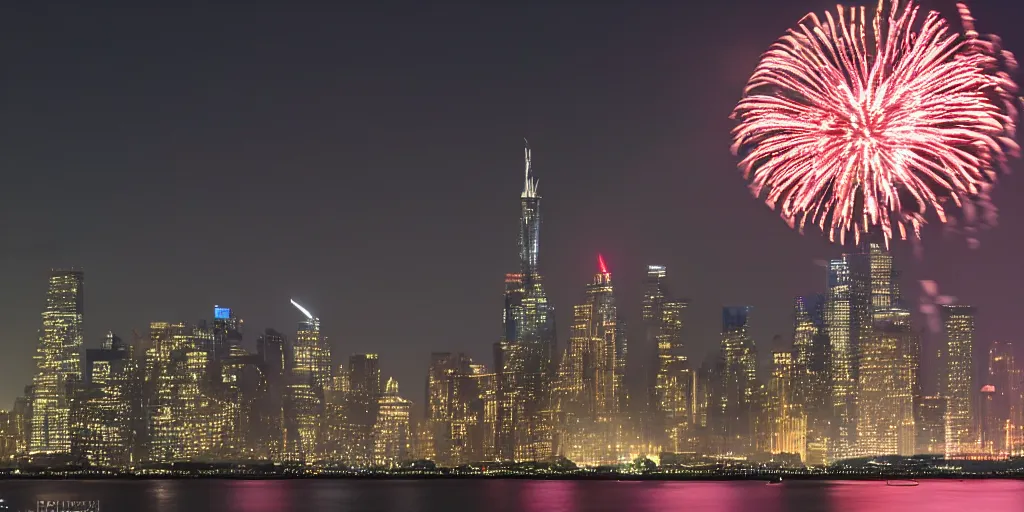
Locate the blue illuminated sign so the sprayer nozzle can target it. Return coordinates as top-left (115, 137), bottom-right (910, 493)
top-left (214, 307), bottom-right (231, 320)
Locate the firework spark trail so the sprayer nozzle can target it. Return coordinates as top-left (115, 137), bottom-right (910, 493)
top-left (730, 0), bottom-right (1019, 247)
top-left (943, 3), bottom-right (1021, 247)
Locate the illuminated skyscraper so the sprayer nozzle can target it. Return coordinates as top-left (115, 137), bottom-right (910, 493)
top-left (553, 256), bottom-right (628, 465)
top-left (290, 300), bottom-right (331, 390)
top-left (373, 378), bottom-right (411, 467)
top-left (643, 265), bottom-right (668, 413)
top-left (11, 390), bottom-right (31, 455)
top-left (347, 353), bottom-right (381, 466)
top-left (426, 352), bottom-right (474, 466)
top-left (654, 300), bottom-right (689, 452)
top-left (768, 342), bottom-right (806, 462)
top-left (73, 331), bottom-right (135, 467)
top-left (979, 384), bottom-right (1001, 455)
top-left (825, 259), bottom-right (856, 458)
top-left (554, 305), bottom-right (595, 417)
top-left (212, 306), bottom-right (243, 359)
top-left (792, 295), bottom-right (830, 451)
top-left (856, 307), bottom-right (917, 456)
top-left (987, 341), bottom-right (1019, 455)
top-left (30, 269), bottom-right (85, 456)
top-left (497, 141), bottom-right (557, 461)
top-left (942, 305), bottom-right (976, 457)
top-left (147, 321), bottom-right (215, 461)
top-left (257, 329), bottom-right (287, 460)
top-left (587, 255), bottom-right (626, 416)
top-left (286, 299), bottom-right (329, 462)
top-left (720, 306), bottom-right (756, 454)
top-left (825, 240), bottom-right (899, 460)
top-left (641, 265), bottom-right (691, 452)
top-left (915, 395), bottom-right (947, 455)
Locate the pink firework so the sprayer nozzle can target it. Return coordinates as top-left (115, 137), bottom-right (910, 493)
top-left (730, 0), bottom-right (1020, 247)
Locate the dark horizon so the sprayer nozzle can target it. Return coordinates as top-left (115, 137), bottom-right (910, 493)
top-left (1, 0), bottom-right (1023, 410)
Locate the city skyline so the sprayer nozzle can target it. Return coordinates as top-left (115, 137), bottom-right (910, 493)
top-left (1, 140), bottom-right (1017, 469)
top-left (0, 0), bottom-right (1023, 422)
top-left (0, 155), bottom-right (1011, 414)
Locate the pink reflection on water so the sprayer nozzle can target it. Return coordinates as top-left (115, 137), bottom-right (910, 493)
top-left (223, 480), bottom-right (290, 512)
top-left (519, 480), bottom-right (577, 512)
top-left (514, 480), bottom-right (786, 512)
top-left (826, 480), bottom-right (1024, 512)
top-left (647, 481), bottom-right (784, 512)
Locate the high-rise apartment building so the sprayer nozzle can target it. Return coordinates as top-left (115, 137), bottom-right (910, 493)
top-left (30, 269), bottom-right (85, 456)
top-left (942, 305), bottom-right (977, 457)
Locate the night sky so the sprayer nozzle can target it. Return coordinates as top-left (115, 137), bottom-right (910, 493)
top-left (1, 1), bottom-right (1022, 410)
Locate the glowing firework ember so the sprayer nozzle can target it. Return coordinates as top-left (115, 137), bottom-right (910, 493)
top-left (730, 0), bottom-right (1019, 246)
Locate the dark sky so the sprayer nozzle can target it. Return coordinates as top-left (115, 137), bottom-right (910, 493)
top-left (0, 1), bottom-right (1022, 409)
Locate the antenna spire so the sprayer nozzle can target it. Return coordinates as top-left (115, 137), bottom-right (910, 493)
top-left (522, 138), bottom-right (538, 198)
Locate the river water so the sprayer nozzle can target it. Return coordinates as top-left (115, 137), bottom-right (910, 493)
top-left (0, 478), bottom-right (1021, 512)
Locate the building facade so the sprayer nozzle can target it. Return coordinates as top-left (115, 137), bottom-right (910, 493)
top-left (30, 270), bottom-right (85, 456)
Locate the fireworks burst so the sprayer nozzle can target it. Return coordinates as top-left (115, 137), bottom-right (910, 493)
top-left (730, 0), bottom-right (1020, 247)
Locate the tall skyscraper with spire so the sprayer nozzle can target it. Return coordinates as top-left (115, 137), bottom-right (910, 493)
top-left (30, 269), bottom-right (85, 455)
top-left (554, 255), bottom-right (628, 465)
top-left (496, 141), bottom-right (557, 461)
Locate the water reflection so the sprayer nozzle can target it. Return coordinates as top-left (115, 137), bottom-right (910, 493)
top-left (645, 481), bottom-right (782, 512)
top-left (0, 479), bottom-right (1023, 511)
top-left (224, 480), bottom-right (290, 512)
top-left (146, 480), bottom-right (175, 512)
top-left (519, 480), bottom-right (576, 512)
top-left (826, 480), bottom-right (1024, 512)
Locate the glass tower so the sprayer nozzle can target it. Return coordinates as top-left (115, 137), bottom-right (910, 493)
top-left (30, 269), bottom-right (85, 455)
top-left (498, 141), bottom-right (556, 461)
top-left (942, 304), bottom-right (976, 457)
top-left (720, 306), bottom-right (756, 454)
